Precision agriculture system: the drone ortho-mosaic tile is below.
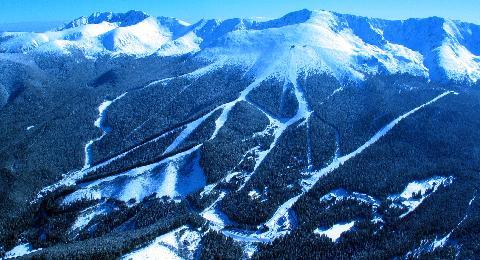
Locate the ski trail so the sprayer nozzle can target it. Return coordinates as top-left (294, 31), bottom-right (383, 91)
top-left (162, 109), bottom-right (219, 155)
top-left (237, 48), bottom-right (313, 191)
top-left (200, 192), bottom-right (232, 230)
top-left (83, 92), bottom-right (127, 169)
top-left (210, 101), bottom-right (237, 140)
top-left (162, 60), bottom-right (278, 157)
top-left (143, 59), bottom-right (227, 89)
top-left (162, 69), bottom-right (280, 180)
top-left (163, 99), bottom-right (241, 156)
top-left (305, 117), bottom-right (313, 172)
top-left (72, 146), bottom-right (199, 193)
top-left (263, 91), bottom-right (456, 240)
top-left (34, 61), bottom-right (235, 202)
top-left (35, 119), bottom-right (198, 200)
top-left (320, 87), bottom-right (344, 105)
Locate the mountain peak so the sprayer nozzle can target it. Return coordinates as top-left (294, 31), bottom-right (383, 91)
top-left (1, 9), bottom-right (479, 83)
top-left (62, 10), bottom-right (149, 30)
top-left (261, 8), bottom-right (316, 27)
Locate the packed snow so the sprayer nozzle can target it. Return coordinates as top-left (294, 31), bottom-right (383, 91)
top-left (162, 110), bottom-right (217, 155)
top-left (201, 192), bottom-right (232, 230)
top-left (314, 221), bottom-right (355, 242)
top-left (248, 190), bottom-right (261, 200)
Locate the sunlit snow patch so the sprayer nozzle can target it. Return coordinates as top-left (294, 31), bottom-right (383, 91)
top-left (320, 189), bottom-right (382, 223)
top-left (122, 226), bottom-right (201, 260)
top-left (320, 188), bottom-right (379, 206)
top-left (71, 202), bottom-right (119, 232)
top-left (63, 147), bottom-right (206, 206)
top-left (4, 243), bottom-right (41, 259)
top-left (314, 221), bottom-right (355, 242)
top-left (201, 192), bottom-right (234, 231)
top-left (388, 176), bottom-right (454, 218)
top-left (248, 190), bottom-right (261, 200)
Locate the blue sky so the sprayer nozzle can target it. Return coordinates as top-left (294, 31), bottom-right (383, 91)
top-left (0, 0), bottom-right (479, 24)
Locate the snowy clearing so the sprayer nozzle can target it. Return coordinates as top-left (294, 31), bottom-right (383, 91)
top-left (4, 243), bottom-right (41, 259)
top-left (314, 221), bottom-right (355, 242)
top-left (388, 176), bottom-right (454, 218)
top-left (122, 226), bottom-right (201, 260)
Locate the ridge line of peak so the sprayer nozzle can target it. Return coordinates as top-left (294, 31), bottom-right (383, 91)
top-left (61, 10), bottom-right (150, 30)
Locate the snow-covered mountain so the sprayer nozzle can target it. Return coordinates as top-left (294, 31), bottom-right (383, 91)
top-left (2, 9), bottom-right (480, 259)
top-left (1, 9), bottom-right (479, 83)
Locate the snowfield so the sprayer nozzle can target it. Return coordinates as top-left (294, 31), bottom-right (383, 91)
top-left (4, 243), bottom-right (41, 259)
top-left (314, 221), bottom-right (356, 242)
top-left (1, 9), bottom-right (479, 83)
top-left (389, 176), bottom-right (454, 218)
top-left (122, 226), bottom-right (201, 260)
top-left (62, 147), bottom-right (206, 206)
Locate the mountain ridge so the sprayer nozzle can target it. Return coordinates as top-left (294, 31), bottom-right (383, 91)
top-left (1, 9), bottom-right (479, 83)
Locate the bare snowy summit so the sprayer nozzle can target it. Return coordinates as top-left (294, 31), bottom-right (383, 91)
top-left (1, 9), bottom-right (478, 83)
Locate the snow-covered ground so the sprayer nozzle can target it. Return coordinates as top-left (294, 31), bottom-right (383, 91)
top-left (209, 89), bottom-right (456, 244)
top-left (177, 39), bottom-right (461, 245)
top-left (1, 9), bottom-right (479, 83)
top-left (33, 64), bottom-right (227, 203)
top-left (70, 202), bottom-right (119, 232)
top-left (4, 243), bottom-right (41, 259)
top-left (256, 91), bottom-right (456, 241)
top-left (122, 226), bottom-right (201, 260)
top-left (320, 189), bottom-right (380, 210)
top-left (200, 192), bottom-right (232, 230)
top-left (389, 176), bottom-right (454, 218)
top-left (83, 92), bottom-right (127, 169)
top-left (19, 9), bottom-right (469, 252)
top-left (62, 146), bottom-right (206, 206)
top-left (314, 221), bottom-right (356, 242)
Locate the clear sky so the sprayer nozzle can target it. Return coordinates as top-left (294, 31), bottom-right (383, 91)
top-left (0, 0), bottom-right (479, 24)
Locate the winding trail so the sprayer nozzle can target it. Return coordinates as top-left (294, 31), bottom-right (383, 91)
top-left (83, 93), bottom-right (127, 169)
